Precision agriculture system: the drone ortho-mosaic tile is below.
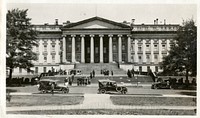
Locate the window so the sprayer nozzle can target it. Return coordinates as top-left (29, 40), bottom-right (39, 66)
top-left (131, 45), bottom-right (134, 51)
top-left (138, 46), bottom-right (142, 51)
top-left (76, 44), bottom-right (80, 51)
top-left (138, 56), bottom-right (142, 63)
top-left (139, 66), bottom-right (142, 73)
top-left (44, 55), bottom-right (47, 62)
top-left (154, 55), bottom-right (158, 59)
top-left (146, 44), bottom-right (150, 51)
top-left (68, 44), bottom-right (72, 51)
top-left (87, 47), bottom-right (90, 54)
top-left (43, 67), bottom-right (46, 73)
top-left (147, 66), bottom-right (150, 72)
top-left (113, 45), bottom-right (117, 52)
top-left (122, 44), bottom-right (125, 51)
top-left (35, 67), bottom-right (38, 74)
top-left (103, 47), bottom-right (106, 53)
top-left (95, 47), bottom-right (98, 53)
top-left (155, 66), bottom-right (158, 72)
top-left (44, 45), bottom-right (47, 51)
top-left (52, 45), bottom-right (55, 51)
top-left (162, 44), bottom-right (166, 51)
top-left (154, 44), bottom-right (158, 51)
top-left (52, 55), bottom-right (55, 62)
top-left (146, 55), bottom-right (150, 63)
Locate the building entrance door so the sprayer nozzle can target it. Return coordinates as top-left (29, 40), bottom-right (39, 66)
top-left (85, 36), bottom-right (90, 63)
top-left (103, 36), bottom-right (109, 63)
top-left (94, 36), bottom-right (100, 63)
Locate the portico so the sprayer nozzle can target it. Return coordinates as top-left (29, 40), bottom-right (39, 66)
top-left (61, 17), bottom-right (131, 64)
top-left (62, 34), bottom-right (131, 63)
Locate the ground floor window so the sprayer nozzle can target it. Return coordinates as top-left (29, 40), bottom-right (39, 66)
top-left (43, 67), bottom-right (46, 73)
top-left (139, 66), bottom-right (142, 73)
top-left (35, 67), bottom-right (38, 74)
top-left (155, 66), bottom-right (158, 72)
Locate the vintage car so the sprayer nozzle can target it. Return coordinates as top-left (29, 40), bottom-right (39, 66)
top-left (151, 79), bottom-right (171, 89)
top-left (98, 79), bottom-right (128, 94)
top-left (37, 79), bottom-right (69, 93)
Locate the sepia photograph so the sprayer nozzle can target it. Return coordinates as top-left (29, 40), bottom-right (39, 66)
top-left (2, 0), bottom-right (198, 117)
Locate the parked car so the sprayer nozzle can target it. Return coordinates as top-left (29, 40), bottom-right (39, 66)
top-left (98, 80), bottom-right (128, 94)
top-left (37, 79), bottom-right (69, 93)
top-left (151, 79), bottom-right (171, 89)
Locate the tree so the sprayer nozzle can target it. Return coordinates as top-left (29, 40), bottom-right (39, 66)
top-left (6, 9), bottom-right (38, 82)
top-left (162, 19), bottom-right (197, 81)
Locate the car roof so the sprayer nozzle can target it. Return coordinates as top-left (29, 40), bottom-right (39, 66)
top-left (40, 79), bottom-right (59, 82)
top-left (98, 79), bottom-right (116, 83)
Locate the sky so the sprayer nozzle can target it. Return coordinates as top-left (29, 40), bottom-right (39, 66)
top-left (7, 2), bottom-right (197, 25)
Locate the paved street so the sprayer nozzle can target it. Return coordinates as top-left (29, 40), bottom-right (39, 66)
top-left (6, 83), bottom-right (196, 113)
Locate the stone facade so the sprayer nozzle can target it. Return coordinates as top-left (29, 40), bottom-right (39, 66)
top-left (12, 17), bottom-right (179, 75)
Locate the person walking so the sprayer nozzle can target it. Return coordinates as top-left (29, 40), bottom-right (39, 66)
top-left (64, 77), bottom-right (69, 87)
top-left (93, 70), bottom-right (95, 77)
top-left (51, 82), bottom-right (55, 95)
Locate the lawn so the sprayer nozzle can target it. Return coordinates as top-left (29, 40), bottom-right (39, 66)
top-left (6, 95), bottom-right (84, 107)
top-left (7, 109), bottom-right (196, 115)
top-left (110, 96), bottom-right (196, 106)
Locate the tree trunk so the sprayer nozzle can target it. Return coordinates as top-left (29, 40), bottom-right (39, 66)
top-left (185, 69), bottom-right (189, 88)
top-left (186, 69), bottom-right (189, 80)
top-left (8, 68), bottom-right (13, 85)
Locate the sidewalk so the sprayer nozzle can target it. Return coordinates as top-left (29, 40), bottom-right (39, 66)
top-left (7, 93), bottom-right (196, 112)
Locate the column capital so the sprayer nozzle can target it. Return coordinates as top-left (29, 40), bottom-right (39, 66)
top-left (127, 35), bottom-right (132, 37)
top-left (118, 34), bottom-right (122, 37)
top-left (80, 34), bottom-right (85, 37)
top-left (99, 34), bottom-right (104, 37)
top-left (90, 34), bottom-right (94, 37)
top-left (71, 35), bottom-right (76, 37)
top-left (62, 35), bottom-right (66, 38)
top-left (108, 34), bottom-right (113, 37)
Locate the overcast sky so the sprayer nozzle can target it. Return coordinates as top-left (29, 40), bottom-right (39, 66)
top-left (7, 3), bottom-right (197, 25)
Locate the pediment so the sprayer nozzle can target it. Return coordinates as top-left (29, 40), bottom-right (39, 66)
top-left (63, 17), bottom-right (130, 29)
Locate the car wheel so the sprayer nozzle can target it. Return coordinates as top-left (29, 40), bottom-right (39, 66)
top-left (116, 87), bottom-right (122, 92)
top-left (42, 90), bottom-right (46, 93)
top-left (100, 89), bottom-right (106, 94)
top-left (62, 88), bottom-right (69, 94)
top-left (121, 90), bottom-right (127, 94)
top-left (154, 85), bottom-right (158, 89)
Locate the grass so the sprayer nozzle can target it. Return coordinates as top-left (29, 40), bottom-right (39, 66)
top-left (6, 95), bottom-right (84, 107)
top-left (110, 96), bottom-right (196, 106)
top-left (7, 109), bottom-right (196, 115)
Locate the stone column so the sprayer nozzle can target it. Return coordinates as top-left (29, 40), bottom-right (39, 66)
top-left (71, 35), bottom-right (76, 63)
top-left (62, 35), bottom-right (67, 63)
top-left (90, 35), bottom-right (94, 63)
top-left (151, 39), bottom-right (154, 63)
top-left (109, 34), bottom-right (113, 63)
top-left (127, 35), bottom-right (131, 62)
top-left (99, 34), bottom-right (104, 63)
top-left (142, 39), bottom-right (146, 63)
top-left (166, 39), bottom-right (170, 55)
top-left (118, 35), bottom-right (122, 63)
top-left (134, 39), bottom-right (138, 63)
top-left (158, 39), bottom-right (162, 62)
top-left (81, 35), bottom-right (85, 63)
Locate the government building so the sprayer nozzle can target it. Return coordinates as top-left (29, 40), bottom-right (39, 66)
top-left (12, 17), bottom-right (179, 75)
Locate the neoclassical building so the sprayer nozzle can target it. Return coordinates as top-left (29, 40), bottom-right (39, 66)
top-left (12, 17), bottom-right (179, 75)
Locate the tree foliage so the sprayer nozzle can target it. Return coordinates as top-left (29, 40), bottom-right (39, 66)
top-left (6, 9), bottom-right (38, 79)
top-left (162, 19), bottom-right (197, 79)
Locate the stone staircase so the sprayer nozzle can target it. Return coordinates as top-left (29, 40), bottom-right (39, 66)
top-left (75, 63), bottom-right (126, 75)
